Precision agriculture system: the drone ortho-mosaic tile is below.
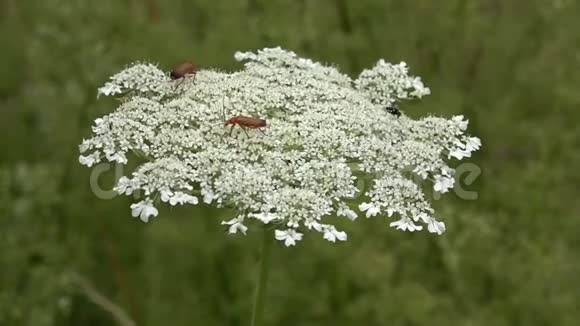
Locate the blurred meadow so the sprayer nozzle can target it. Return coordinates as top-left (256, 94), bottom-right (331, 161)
top-left (1, 0), bottom-right (580, 325)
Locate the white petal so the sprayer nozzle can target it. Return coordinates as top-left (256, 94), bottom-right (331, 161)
top-left (230, 220), bottom-right (247, 235)
top-left (249, 212), bottom-right (279, 223)
top-left (428, 220), bottom-right (446, 235)
top-left (160, 190), bottom-right (173, 203)
top-left (338, 207), bottom-right (358, 221)
top-left (168, 196), bottom-right (179, 206)
top-left (359, 202), bottom-right (380, 218)
top-left (449, 149), bottom-right (471, 160)
top-left (293, 231), bottom-right (303, 241)
top-left (130, 200), bottom-right (158, 223)
top-left (182, 194), bottom-right (199, 205)
top-left (130, 204), bottom-right (142, 218)
top-left (466, 137), bottom-right (482, 152)
top-left (334, 230), bottom-right (347, 241)
top-left (434, 175), bottom-right (454, 193)
top-left (452, 115), bottom-right (469, 130)
top-left (390, 218), bottom-right (423, 232)
top-left (306, 220), bottom-right (322, 232)
top-left (237, 223), bottom-right (248, 235)
top-left (284, 237), bottom-right (296, 246)
top-left (275, 229), bottom-right (302, 246)
top-left (359, 202), bottom-right (372, 211)
top-left (79, 155), bottom-right (96, 167)
top-left (97, 83), bottom-right (122, 98)
top-left (222, 218), bottom-right (247, 235)
top-left (344, 209), bottom-right (358, 220)
top-left (367, 206), bottom-right (380, 218)
top-left (221, 218), bottom-right (236, 226)
top-left (323, 232), bottom-right (336, 242)
top-left (323, 227), bottom-right (347, 242)
top-left (203, 190), bottom-right (214, 204)
top-left (140, 206), bottom-right (158, 223)
top-left (274, 230), bottom-right (287, 241)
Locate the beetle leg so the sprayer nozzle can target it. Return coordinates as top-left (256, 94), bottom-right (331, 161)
top-left (173, 78), bottom-right (185, 92)
top-left (240, 126), bottom-right (250, 138)
top-left (188, 73), bottom-right (197, 85)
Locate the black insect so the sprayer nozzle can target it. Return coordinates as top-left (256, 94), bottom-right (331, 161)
top-left (385, 105), bottom-right (401, 117)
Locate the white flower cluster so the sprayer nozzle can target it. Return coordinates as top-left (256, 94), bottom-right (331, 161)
top-left (355, 60), bottom-right (431, 106)
top-left (79, 47), bottom-right (481, 246)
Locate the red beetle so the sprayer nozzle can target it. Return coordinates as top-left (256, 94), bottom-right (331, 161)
top-left (220, 97), bottom-right (268, 137)
top-left (225, 116), bottom-right (267, 137)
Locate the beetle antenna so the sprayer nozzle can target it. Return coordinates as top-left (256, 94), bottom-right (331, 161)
top-left (221, 97), bottom-right (227, 124)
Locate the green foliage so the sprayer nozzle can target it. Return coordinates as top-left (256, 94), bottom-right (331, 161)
top-left (1, 0), bottom-right (579, 325)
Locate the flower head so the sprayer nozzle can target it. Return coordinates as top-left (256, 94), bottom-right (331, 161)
top-left (79, 47), bottom-right (480, 245)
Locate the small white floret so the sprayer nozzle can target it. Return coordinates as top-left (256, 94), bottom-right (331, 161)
top-left (452, 115), bottom-right (469, 130)
top-left (249, 212), bottom-right (280, 224)
top-left (434, 175), bottom-right (455, 193)
top-left (359, 202), bottom-right (381, 218)
top-left (202, 189), bottom-right (215, 204)
top-left (322, 226), bottom-right (347, 242)
top-left (221, 218), bottom-right (248, 235)
top-left (427, 219), bottom-right (446, 235)
top-left (389, 218), bottom-right (423, 232)
top-left (130, 199), bottom-right (158, 223)
top-left (97, 83), bottom-right (123, 98)
top-left (275, 229), bottom-right (303, 247)
top-left (337, 205), bottom-right (358, 220)
top-left (466, 137), bottom-right (482, 152)
top-left (115, 177), bottom-right (134, 195)
top-left (78, 154), bottom-right (97, 167)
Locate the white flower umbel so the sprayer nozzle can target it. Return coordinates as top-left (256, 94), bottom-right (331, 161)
top-left (79, 47), bottom-right (481, 246)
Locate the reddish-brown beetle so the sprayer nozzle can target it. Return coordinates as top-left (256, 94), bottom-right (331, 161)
top-left (221, 98), bottom-right (267, 137)
top-left (225, 116), bottom-right (267, 137)
top-left (170, 62), bottom-right (197, 90)
top-left (170, 62), bottom-right (197, 79)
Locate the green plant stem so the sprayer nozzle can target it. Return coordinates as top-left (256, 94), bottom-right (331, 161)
top-left (250, 227), bottom-right (274, 326)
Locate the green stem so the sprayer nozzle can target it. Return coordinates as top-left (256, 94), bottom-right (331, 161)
top-left (250, 227), bottom-right (274, 326)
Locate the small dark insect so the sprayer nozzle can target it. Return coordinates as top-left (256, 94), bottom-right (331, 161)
top-left (225, 116), bottom-right (267, 137)
top-left (385, 105), bottom-right (401, 117)
top-left (170, 62), bottom-right (197, 90)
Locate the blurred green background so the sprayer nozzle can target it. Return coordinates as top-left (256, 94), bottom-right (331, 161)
top-left (1, 0), bottom-right (579, 325)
